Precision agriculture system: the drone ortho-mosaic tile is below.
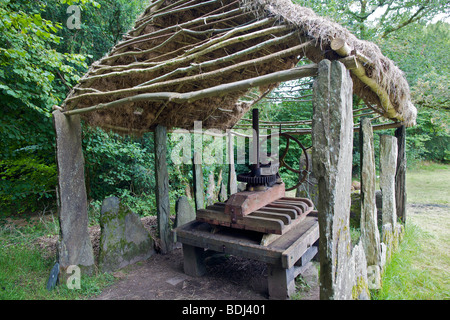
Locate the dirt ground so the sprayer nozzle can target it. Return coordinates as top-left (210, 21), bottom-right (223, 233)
top-left (94, 247), bottom-right (318, 300)
top-left (33, 215), bottom-right (319, 300)
top-left (33, 203), bottom-right (449, 300)
top-left (92, 216), bottom-right (320, 300)
top-left (34, 203), bottom-right (449, 301)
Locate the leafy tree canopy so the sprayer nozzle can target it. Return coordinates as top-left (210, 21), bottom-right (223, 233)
top-left (295, 0), bottom-right (450, 39)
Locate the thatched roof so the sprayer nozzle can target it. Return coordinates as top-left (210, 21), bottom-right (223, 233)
top-left (62, 0), bottom-right (417, 133)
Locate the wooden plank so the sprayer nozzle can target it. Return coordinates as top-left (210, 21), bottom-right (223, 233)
top-left (269, 216), bottom-right (316, 249)
top-left (295, 246), bottom-right (318, 267)
top-left (273, 200), bottom-right (308, 213)
top-left (251, 210), bottom-right (291, 225)
top-left (281, 197), bottom-right (314, 209)
top-left (174, 217), bottom-right (320, 269)
top-left (267, 263), bottom-right (296, 300)
top-left (174, 221), bottom-right (283, 265)
top-left (224, 182), bottom-right (286, 217)
top-left (196, 208), bottom-right (284, 234)
top-left (212, 202), bottom-right (299, 220)
top-left (266, 202), bottom-right (302, 213)
top-left (196, 204), bottom-right (312, 236)
top-left (279, 218), bottom-right (320, 269)
top-left (255, 206), bottom-right (298, 219)
top-left (279, 198), bottom-right (313, 212)
top-left (277, 201), bottom-right (308, 213)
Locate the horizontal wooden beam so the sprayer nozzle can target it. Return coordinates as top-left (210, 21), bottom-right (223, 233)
top-left (63, 64), bottom-right (319, 116)
top-left (331, 38), bottom-right (401, 121)
top-left (285, 121), bottom-right (403, 136)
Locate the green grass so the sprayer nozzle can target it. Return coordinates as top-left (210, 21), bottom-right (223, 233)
top-left (0, 238), bottom-right (116, 300)
top-left (0, 213), bottom-right (116, 300)
top-left (0, 244), bottom-right (115, 300)
top-left (373, 223), bottom-right (449, 299)
top-left (406, 161), bottom-right (450, 205)
top-left (373, 162), bottom-right (450, 300)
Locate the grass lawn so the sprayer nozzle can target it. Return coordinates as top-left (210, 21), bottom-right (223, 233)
top-left (374, 162), bottom-right (450, 300)
top-left (0, 215), bottom-right (116, 300)
top-left (406, 162), bottom-right (450, 205)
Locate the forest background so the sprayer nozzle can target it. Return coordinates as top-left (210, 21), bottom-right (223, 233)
top-left (1, 0), bottom-right (449, 218)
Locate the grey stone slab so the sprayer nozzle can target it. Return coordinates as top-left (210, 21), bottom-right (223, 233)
top-left (312, 60), bottom-right (354, 300)
top-left (53, 110), bottom-right (94, 276)
top-left (360, 117), bottom-right (382, 267)
top-left (99, 197), bottom-right (155, 273)
top-left (380, 135), bottom-right (398, 227)
top-left (175, 196), bottom-right (196, 228)
top-left (154, 125), bottom-right (173, 254)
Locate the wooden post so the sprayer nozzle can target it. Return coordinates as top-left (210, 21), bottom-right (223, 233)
top-left (182, 244), bottom-right (206, 277)
top-left (395, 126), bottom-right (407, 223)
top-left (53, 110), bottom-right (95, 276)
top-left (267, 263), bottom-right (296, 300)
top-left (312, 60), bottom-right (354, 300)
top-left (154, 124), bottom-right (173, 254)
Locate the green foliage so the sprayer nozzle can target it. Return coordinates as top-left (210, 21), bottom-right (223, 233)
top-left (82, 127), bottom-right (155, 208)
top-left (40, 0), bottom-right (147, 62)
top-left (378, 22), bottom-right (450, 86)
top-left (406, 107), bottom-right (450, 163)
top-left (0, 0), bottom-right (148, 215)
top-left (0, 0), bottom-right (91, 214)
top-left (294, 0), bottom-right (450, 39)
top-left (0, 158), bottom-right (57, 215)
top-left (372, 223), bottom-right (444, 299)
top-left (379, 22), bottom-right (450, 164)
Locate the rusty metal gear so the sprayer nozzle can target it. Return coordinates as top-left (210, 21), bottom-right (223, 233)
top-left (236, 172), bottom-right (278, 187)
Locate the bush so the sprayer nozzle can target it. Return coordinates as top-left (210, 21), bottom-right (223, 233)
top-left (0, 157), bottom-right (57, 215)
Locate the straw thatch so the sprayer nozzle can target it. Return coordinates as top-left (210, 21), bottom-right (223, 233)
top-left (62, 0), bottom-right (417, 134)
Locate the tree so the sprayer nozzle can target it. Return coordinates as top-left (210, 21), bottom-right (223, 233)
top-left (294, 0), bottom-right (450, 39)
top-left (0, 0), bottom-right (148, 214)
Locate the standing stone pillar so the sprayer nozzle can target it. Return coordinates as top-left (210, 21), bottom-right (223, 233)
top-left (395, 126), bottom-right (407, 223)
top-left (296, 149), bottom-right (319, 208)
top-left (193, 151), bottom-right (204, 211)
top-left (53, 110), bottom-right (95, 276)
top-left (380, 135), bottom-right (398, 227)
top-left (360, 118), bottom-right (382, 289)
top-left (312, 60), bottom-right (354, 300)
top-left (154, 125), bottom-right (173, 254)
top-left (227, 131), bottom-right (238, 196)
top-left (359, 118), bottom-right (382, 266)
